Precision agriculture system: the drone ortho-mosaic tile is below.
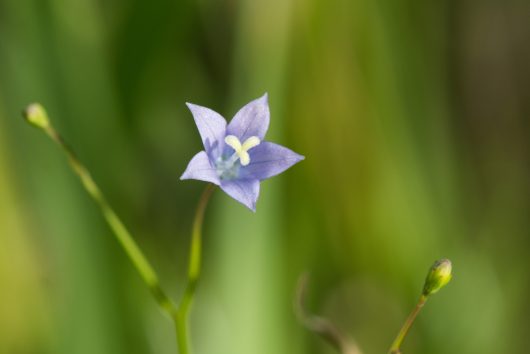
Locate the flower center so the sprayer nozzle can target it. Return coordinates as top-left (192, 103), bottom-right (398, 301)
top-left (224, 135), bottom-right (260, 166)
top-left (215, 135), bottom-right (260, 180)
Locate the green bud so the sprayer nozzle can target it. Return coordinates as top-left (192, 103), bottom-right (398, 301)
top-left (23, 103), bottom-right (50, 129)
top-left (422, 259), bottom-right (452, 297)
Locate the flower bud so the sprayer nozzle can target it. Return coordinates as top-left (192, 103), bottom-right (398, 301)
top-left (422, 259), bottom-right (452, 297)
top-left (23, 103), bottom-right (49, 129)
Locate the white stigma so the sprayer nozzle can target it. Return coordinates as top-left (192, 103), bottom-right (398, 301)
top-left (224, 135), bottom-right (261, 166)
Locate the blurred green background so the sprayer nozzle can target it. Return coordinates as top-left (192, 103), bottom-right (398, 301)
top-left (1, 0), bottom-right (529, 353)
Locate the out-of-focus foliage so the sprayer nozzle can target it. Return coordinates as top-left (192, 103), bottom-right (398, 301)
top-left (0, 0), bottom-right (528, 353)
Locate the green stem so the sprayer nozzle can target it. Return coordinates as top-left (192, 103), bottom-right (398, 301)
top-left (25, 105), bottom-right (216, 354)
top-left (174, 184), bottom-right (215, 354)
top-left (39, 123), bottom-right (178, 317)
top-left (388, 295), bottom-right (428, 354)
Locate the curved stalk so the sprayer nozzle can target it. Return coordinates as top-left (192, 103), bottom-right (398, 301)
top-left (23, 104), bottom-right (178, 317)
top-left (295, 274), bottom-right (363, 354)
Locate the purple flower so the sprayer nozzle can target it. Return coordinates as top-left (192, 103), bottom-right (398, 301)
top-left (181, 93), bottom-right (304, 211)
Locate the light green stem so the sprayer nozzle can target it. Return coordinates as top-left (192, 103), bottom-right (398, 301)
top-left (388, 295), bottom-right (428, 354)
top-left (25, 105), bottom-right (216, 354)
top-left (174, 184), bottom-right (215, 354)
top-left (39, 125), bottom-right (179, 316)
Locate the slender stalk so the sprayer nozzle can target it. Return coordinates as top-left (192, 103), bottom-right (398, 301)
top-left (388, 295), bottom-right (428, 354)
top-left (174, 184), bottom-right (215, 354)
top-left (23, 105), bottom-right (178, 317)
top-left (25, 105), bottom-right (217, 354)
top-left (48, 125), bottom-right (179, 314)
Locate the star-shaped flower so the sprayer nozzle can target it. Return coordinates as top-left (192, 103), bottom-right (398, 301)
top-left (181, 93), bottom-right (304, 211)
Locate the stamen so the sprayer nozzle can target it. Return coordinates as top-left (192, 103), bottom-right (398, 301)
top-left (224, 135), bottom-right (261, 166)
top-left (242, 136), bottom-right (260, 151)
top-left (224, 135), bottom-right (242, 153)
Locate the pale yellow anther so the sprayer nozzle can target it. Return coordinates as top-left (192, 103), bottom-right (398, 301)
top-left (224, 135), bottom-right (261, 166)
top-left (225, 135), bottom-right (242, 153)
top-left (239, 151), bottom-right (251, 166)
top-left (242, 136), bottom-right (260, 151)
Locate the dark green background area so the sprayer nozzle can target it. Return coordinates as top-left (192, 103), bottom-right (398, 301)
top-left (0, 0), bottom-right (528, 353)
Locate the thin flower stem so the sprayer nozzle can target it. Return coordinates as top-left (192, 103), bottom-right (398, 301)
top-left (25, 106), bottom-right (217, 354)
top-left (35, 122), bottom-right (178, 317)
top-left (388, 295), bottom-right (428, 354)
top-left (174, 184), bottom-right (215, 354)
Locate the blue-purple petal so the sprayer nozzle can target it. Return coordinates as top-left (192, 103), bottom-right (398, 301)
top-left (180, 151), bottom-right (220, 185)
top-left (243, 142), bottom-right (305, 180)
top-left (226, 93), bottom-right (270, 141)
top-left (220, 179), bottom-right (260, 212)
top-left (186, 103), bottom-right (227, 159)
